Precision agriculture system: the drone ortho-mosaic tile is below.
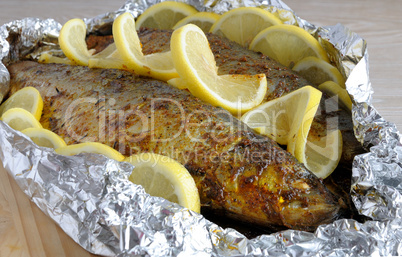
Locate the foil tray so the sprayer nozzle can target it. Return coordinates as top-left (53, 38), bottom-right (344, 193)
top-left (1, 0), bottom-right (402, 256)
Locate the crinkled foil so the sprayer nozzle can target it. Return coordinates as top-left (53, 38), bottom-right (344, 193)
top-left (1, 0), bottom-right (402, 256)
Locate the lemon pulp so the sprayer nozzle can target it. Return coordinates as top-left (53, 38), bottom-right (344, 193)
top-left (1, 108), bottom-right (43, 131)
top-left (22, 127), bottom-right (67, 149)
top-left (125, 153), bottom-right (200, 213)
top-left (135, 1), bottom-right (198, 30)
top-left (250, 24), bottom-right (329, 68)
top-left (58, 18), bottom-right (91, 66)
top-left (113, 12), bottom-right (178, 81)
top-left (173, 12), bottom-right (220, 33)
top-left (210, 7), bottom-right (282, 47)
top-left (293, 56), bottom-right (345, 88)
top-left (0, 87), bottom-right (43, 121)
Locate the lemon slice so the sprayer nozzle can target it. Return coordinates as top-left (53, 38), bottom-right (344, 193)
top-left (241, 86), bottom-right (340, 177)
top-left (0, 108), bottom-right (43, 131)
top-left (135, 1), bottom-right (198, 30)
top-left (241, 107), bottom-right (289, 145)
top-left (173, 12), bottom-right (220, 33)
top-left (88, 42), bottom-right (128, 69)
top-left (167, 78), bottom-right (188, 90)
top-left (55, 142), bottom-right (124, 161)
top-left (169, 74), bottom-right (268, 98)
top-left (295, 129), bottom-right (343, 179)
top-left (59, 18), bottom-right (91, 66)
top-left (88, 45), bottom-right (128, 70)
top-left (318, 81), bottom-right (352, 111)
top-left (0, 87), bottom-right (43, 120)
top-left (293, 56), bottom-right (345, 88)
top-left (241, 86), bottom-right (322, 151)
top-left (21, 127), bottom-right (67, 149)
top-left (88, 54), bottom-right (127, 70)
top-left (91, 42), bottom-right (118, 59)
top-left (210, 7), bottom-right (282, 47)
top-left (113, 12), bottom-right (178, 81)
top-left (170, 24), bottom-right (267, 114)
top-left (38, 52), bottom-right (73, 65)
top-left (124, 153), bottom-right (200, 213)
top-left (250, 24), bottom-right (329, 68)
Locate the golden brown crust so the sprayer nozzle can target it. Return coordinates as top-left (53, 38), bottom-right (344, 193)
top-left (8, 61), bottom-right (342, 231)
top-left (86, 28), bottom-right (364, 167)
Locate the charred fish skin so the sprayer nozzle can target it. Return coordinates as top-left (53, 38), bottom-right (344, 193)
top-left (8, 61), bottom-right (342, 231)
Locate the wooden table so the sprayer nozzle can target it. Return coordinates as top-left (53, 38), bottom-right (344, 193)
top-left (0, 0), bottom-right (401, 256)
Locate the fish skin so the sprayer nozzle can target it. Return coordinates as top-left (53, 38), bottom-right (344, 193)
top-left (8, 60), bottom-right (342, 231)
top-left (87, 28), bottom-right (365, 169)
top-left (136, 28), bottom-right (365, 167)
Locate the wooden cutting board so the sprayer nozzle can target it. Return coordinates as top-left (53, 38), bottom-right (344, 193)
top-left (0, 162), bottom-right (97, 257)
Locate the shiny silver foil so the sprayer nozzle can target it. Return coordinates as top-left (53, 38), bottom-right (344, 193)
top-left (1, 0), bottom-right (402, 256)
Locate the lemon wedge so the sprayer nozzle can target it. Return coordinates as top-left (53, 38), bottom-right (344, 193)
top-left (250, 24), bottom-right (329, 68)
top-left (135, 1), bottom-right (198, 30)
top-left (293, 56), bottom-right (345, 88)
top-left (241, 86), bottom-right (322, 152)
top-left (173, 12), bottom-right (220, 33)
top-left (59, 18), bottom-right (92, 66)
top-left (22, 127), bottom-right (67, 149)
top-left (296, 129), bottom-right (343, 179)
top-left (113, 12), bottom-right (178, 81)
top-left (0, 87), bottom-right (43, 120)
top-left (55, 142), bottom-right (124, 161)
top-left (1, 108), bottom-right (43, 131)
top-left (124, 153), bottom-right (200, 213)
top-left (210, 7), bottom-right (282, 47)
top-left (170, 24), bottom-right (267, 114)
top-left (318, 81), bottom-right (352, 111)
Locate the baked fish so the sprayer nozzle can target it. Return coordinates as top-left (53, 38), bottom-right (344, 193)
top-left (86, 28), bottom-right (365, 169)
top-left (8, 60), bottom-right (343, 231)
top-left (136, 28), bottom-right (365, 167)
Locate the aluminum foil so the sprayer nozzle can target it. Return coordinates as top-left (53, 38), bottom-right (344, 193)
top-left (1, 0), bottom-right (402, 256)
